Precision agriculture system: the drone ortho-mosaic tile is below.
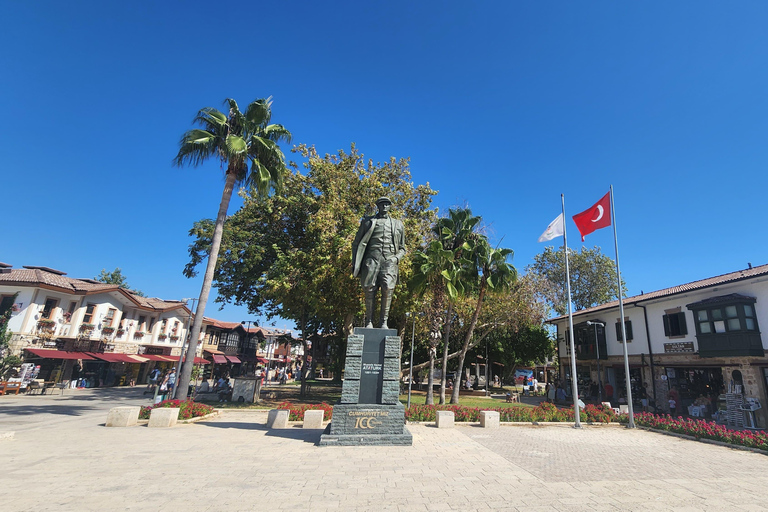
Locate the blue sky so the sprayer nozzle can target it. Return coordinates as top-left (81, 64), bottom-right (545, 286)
top-left (2, 2), bottom-right (767, 328)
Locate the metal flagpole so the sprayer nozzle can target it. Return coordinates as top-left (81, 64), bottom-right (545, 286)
top-left (562, 194), bottom-right (581, 428)
top-left (610, 185), bottom-right (635, 428)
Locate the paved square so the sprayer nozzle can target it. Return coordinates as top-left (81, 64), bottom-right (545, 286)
top-left (2, 388), bottom-right (768, 511)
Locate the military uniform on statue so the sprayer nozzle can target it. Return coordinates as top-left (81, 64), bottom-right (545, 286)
top-left (351, 197), bottom-right (406, 329)
top-left (320, 196), bottom-right (412, 446)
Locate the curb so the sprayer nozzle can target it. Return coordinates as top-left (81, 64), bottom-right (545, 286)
top-left (406, 420), bottom-right (623, 427)
top-left (638, 426), bottom-right (768, 456)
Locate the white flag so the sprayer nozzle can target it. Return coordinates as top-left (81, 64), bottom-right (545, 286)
top-left (538, 213), bottom-right (564, 242)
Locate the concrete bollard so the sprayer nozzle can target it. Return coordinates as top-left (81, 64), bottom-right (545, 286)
top-left (479, 410), bottom-right (500, 428)
top-left (436, 410), bottom-right (454, 428)
top-left (106, 406), bottom-right (141, 427)
top-left (303, 409), bottom-right (324, 429)
top-left (267, 409), bottom-right (289, 429)
top-left (148, 408), bottom-right (180, 428)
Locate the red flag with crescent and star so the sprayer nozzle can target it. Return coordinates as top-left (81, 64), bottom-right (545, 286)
top-left (572, 192), bottom-right (611, 241)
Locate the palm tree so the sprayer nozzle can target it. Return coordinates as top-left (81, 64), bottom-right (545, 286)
top-left (450, 239), bottom-right (517, 404)
top-left (433, 208), bottom-right (481, 404)
top-left (411, 240), bottom-right (455, 405)
top-left (173, 97), bottom-right (291, 401)
top-left (410, 207), bottom-right (481, 404)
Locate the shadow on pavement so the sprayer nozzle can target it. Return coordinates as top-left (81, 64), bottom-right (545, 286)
top-left (197, 420), bottom-right (323, 444)
top-left (0, 404), bottom-right (101, 416)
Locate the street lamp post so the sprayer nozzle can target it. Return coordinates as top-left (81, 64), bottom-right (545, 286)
top-left (586, 321), bottom-right (605, 404)
top-left (406, 312), bottom-right (416, 409)
top-left (241, 320), bottom-right (253, 375)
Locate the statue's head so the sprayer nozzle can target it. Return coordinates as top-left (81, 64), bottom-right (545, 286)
top-left (375, 196), bottom-right (392, 215)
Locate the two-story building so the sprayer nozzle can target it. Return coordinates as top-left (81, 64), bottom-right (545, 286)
top-left (0, 263), bottom-right (195, 386)
top-left (549, 263), bottom-right (768, 428)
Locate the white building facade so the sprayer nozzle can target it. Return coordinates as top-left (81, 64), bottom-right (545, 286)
top-left (549, 263), bottom-right (768, 428)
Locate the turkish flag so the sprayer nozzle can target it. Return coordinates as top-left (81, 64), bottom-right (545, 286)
top-left (572, 192), bottom-right (611, 241)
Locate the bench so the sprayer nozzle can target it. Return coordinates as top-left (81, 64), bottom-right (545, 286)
top-left (0, 381), bottom-right (21, 395)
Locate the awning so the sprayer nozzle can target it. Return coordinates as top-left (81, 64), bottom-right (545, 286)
top-left (25, 349), bottom-right (96, 360)
top-left (226, 355), bottom-right (242, 364)
top-left (212, 355), bottom-right (228, 364)
top-left (204, 348), bottom-right (225, 355)
top-left (87, 353), bottom-right (148, 363)
top-left (140, 354), bottom-right (177, 362)
top-left (256, 357), bottom-right (268, 364)
top-left (184, 356), bottom-right (210, 365)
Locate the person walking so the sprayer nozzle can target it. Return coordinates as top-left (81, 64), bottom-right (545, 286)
top-left (145, 367), bottom-right (161, 395)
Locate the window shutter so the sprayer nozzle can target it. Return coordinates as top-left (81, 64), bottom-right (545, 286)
top-left (678, 313), bottom-right (687, 335)
top-left (615, 321), bottom-right (622, 341)
top-left (626, 320), bottom-right (633, 341)
top-left (663, 314), bottom-right (670, 336)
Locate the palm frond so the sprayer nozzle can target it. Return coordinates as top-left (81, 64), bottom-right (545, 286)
top-left (244, 97), bottom-right (273, 127)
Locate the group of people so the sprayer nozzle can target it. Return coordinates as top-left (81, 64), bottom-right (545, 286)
top-left (144, 367), bottom-right (177, 399)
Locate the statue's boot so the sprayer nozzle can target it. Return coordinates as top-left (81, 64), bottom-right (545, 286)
top-left (364, 288), bottom-right (376, 328)
top-left (379, 287), bottom-right (393, 329)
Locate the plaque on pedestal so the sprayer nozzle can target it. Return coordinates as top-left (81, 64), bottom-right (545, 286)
top-left (319, 327), bottom-right (412, 446)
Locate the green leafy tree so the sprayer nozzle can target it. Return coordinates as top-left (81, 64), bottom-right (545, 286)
top-left (0, 293), bottom-right (21, 378)
top-left (174, 96), bottom-right (292, 401)
top-left (184, 144), bottom-right (436, 396)
top-left (526, 246), bottom-right (624, 316)
top-left (95, 268), bottom-right (146, 297)
top-left (449, 239), bottom-right (517, 404)
top-left (411, 207), bottom-right (481, 404)
top-left (487, 325), bottom-right (555, 381)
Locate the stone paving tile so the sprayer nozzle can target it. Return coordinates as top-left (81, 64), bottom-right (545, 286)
top-left (4, 390), bottom-right (768, 511)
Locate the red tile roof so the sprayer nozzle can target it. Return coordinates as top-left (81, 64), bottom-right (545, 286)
top-left (548, 263), bottom-right (768, 322)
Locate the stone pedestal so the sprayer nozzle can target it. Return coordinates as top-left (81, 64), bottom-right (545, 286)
top-left (479, 410), bottom-right (500, 428)
top-left (303, 410), bottom-right (324, 429)
top-left (267, 409), bottom-right (289, 429)
top-left (232, 377), bottom-right (259, 403)
top-left (436, 410), bottom-right (454, 428)
top-left (148, 408), bottom-right (180, 428)
top-left (320, 328), bottom-right (412, 446)
top-left (106, 406), bottom-right (141, 427)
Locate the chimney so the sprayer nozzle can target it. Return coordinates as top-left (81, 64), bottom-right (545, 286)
top-left (0, 262), bottom-right (11, 274)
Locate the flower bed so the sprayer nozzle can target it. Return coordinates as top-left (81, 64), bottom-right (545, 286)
top-left (634, 413), bottom-right (768, 450)
top-left (139, 399), bottom-right (215, 420)
top-left (404, 402), bottom-right (620, 423)
top-left (277, 401), bottom-right (334, 421)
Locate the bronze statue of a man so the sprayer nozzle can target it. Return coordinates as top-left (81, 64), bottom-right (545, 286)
top-left (352, 197), bottom-right (406, 329)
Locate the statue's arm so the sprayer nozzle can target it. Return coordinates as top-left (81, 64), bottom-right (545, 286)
top-left (395, 220), bottom-right (406, 262)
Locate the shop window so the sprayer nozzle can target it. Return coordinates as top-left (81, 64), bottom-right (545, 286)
top-left (42, 298), bottom-right (58, 320)
top-left (83, 303), bottom-right (97, 324)
top-left (615, 320), bottom-right (633, 342)
top-left (663, 311), bottom-right (687, 337)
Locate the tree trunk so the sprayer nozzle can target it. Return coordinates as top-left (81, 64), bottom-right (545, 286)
top-left (299, 312), bottom-right (309, 398)
top-left (425, 343), bottom-right (436, 405)
top-left (450, 282), bottom-right (487, 404)
top-left (438, 302), bottom-right (453, 405)
top-left (177, 169), bottom-right (237, 401)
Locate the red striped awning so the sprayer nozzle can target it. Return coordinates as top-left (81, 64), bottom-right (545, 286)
top-left (212, 355), bottom-right (228, 364)
top-left (25, 349), bottom-right (96, 360)
top-left (140, 354), bottom-right (176, 362)
top-left (226, 355), bottom-right (241, 364)
top-left (256, 357), bottom-right (268, 364)
top-left (87, 352), bottom-right (148, 363)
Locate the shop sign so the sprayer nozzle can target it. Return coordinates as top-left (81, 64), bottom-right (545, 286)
top-left (664, 342), bottom-right (694, 354)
